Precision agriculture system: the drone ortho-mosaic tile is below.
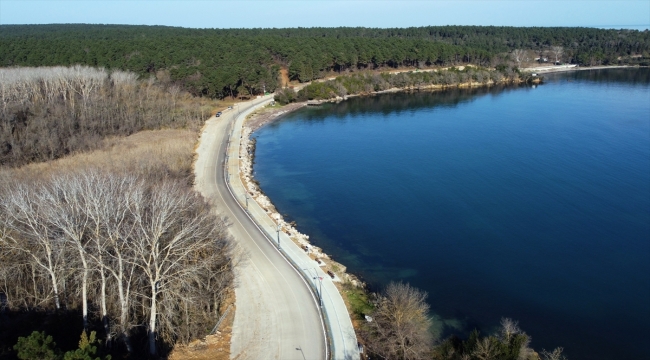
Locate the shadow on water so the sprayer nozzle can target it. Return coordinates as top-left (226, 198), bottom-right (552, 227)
top-left (271, 83), bottom-right (537, 125)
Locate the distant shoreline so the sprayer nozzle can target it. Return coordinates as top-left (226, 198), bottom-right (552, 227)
top-left (249, 65), bottom-right (642, 142)
top-left (522, 64), bottom-right (637, 74)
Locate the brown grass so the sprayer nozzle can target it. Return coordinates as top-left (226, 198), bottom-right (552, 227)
top-left (1, 129), bottom-right (197, 184)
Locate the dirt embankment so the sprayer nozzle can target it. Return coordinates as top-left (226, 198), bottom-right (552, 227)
top-left (169, 291), bottom-right (235, 360)
top-left (245, 102), bottom-right (307, 131)
top-left (279, 67), bottom-right (290, 88)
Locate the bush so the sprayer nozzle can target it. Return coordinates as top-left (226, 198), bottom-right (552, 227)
top-left (63, 331), bottom-right (110, 360)
top-left (342, 283), bottom-right (374, 319)
top-left (432, 318), bottom-right (538, 360)
top-left (363, 282), bottom-right (433, 360)
top-left (274, 87), bottom-right (297, 105)
top-left (301, 82), bottom-right (340, 100)
top-left (13, 331), bottom-right (60, 360)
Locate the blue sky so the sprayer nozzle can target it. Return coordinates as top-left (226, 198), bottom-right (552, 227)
top-left (1, 0), bottom-right (649, 29)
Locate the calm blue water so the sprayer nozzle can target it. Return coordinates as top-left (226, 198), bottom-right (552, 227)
top-left (253, 69), bottom-right (650, 360)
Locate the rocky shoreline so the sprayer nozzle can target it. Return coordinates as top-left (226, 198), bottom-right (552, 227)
top-left (237, 105), bottom-right (362, 288)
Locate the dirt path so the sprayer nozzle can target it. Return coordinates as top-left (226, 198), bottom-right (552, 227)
top-left (279, 68), bottom-right (290, 87)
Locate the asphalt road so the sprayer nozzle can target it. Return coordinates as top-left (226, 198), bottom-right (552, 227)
top-left (195, 97), bottom-right (327, 360)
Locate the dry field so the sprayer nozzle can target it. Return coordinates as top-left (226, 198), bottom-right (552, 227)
top-left (1, 129), bottom-right (197, 183)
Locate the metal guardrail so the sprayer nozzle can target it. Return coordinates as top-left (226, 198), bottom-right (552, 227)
top-left (223, 98), bottom-right (335, 360)
top-left (211, 305), bottom-right (232, 335)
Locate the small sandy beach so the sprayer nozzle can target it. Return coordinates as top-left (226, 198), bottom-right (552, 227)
top-left (522, 64), bottom-right (634, 73)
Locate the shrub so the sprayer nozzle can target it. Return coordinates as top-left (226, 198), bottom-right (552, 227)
top-left (274, 87), bottom-right (297, 105)
top-left (13, 331), bottom-right (60, 360)
top-left (63, 331), bottom-right (110, 360)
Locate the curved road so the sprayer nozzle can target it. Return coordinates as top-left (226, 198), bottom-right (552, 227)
top-left (195, 97), bottom-right (327, 360)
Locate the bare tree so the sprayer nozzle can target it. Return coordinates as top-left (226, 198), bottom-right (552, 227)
top-left (498, 318), bottom-right (534, 360)
top-left (365, 282), bottom-right (433, 360)
top-left (81, 171), bottom-right (141, 350)
top-left (128, 180), bottom-right (230, 356)
top-left (0, 184), bottom-right (67, 309)
top-left (500, 318), bottom-right (522, 343)
top-left (42, 175), bottom-right (92, 329)
top-left (472, 337), bottom-right (498, 360)
top-left (512, 49), bottom-right (525, 67)
top-left (551, 46), bottom-right (564, 64)
top-left (0, 170), bottom-right (235, 355)
top-left (541, 347), bottom-right (568, 360)
top-left (168, 85), bottom-right (181, 111)
top-left (0, 66), bottom-right (211, 167)
top-left (81, 172), bottom-right (112, 340)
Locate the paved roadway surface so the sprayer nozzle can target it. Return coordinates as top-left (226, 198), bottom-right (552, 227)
top-left (195, 97), bottom-right (332, 360)
top-left (225, 99), bottom-right (360, 360)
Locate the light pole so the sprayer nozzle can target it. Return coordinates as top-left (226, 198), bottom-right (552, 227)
top-left (314, 276), bottom-right (323, 307)
top-left (245, 193), bottom-right (249, 210)
top-left (303, 268), bottom-right (323, 308)
top-left (276, 224), bottom-right (281, 249)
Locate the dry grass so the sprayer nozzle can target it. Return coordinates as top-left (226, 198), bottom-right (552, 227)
top-left (1, 129), bottom-right (197, 184)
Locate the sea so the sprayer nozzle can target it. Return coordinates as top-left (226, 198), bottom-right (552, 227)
top-left (252, 68), bottom-right (650, 360)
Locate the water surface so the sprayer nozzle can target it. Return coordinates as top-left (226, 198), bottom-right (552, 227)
top-left (253, 69), bottom-right (650, 360)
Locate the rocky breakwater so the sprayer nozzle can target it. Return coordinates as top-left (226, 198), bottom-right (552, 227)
top-left (238, 108), bottom-right (363, 288)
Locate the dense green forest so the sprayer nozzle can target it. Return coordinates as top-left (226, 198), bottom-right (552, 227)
top-left (1, 24), bottom-right (648, 98)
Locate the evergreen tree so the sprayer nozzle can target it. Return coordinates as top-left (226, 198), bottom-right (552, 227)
top-left (63, 331), bottom-right (111, 360)
top-left (13, 331), bottom-right (61, 360)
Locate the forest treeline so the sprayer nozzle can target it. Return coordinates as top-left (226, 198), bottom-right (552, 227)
top-left (275, 66), bottom-right (533, 103)
top-left (1, 24), bottom-right (648, 98)
top-left (0, 66), bottom-right (213, 167)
